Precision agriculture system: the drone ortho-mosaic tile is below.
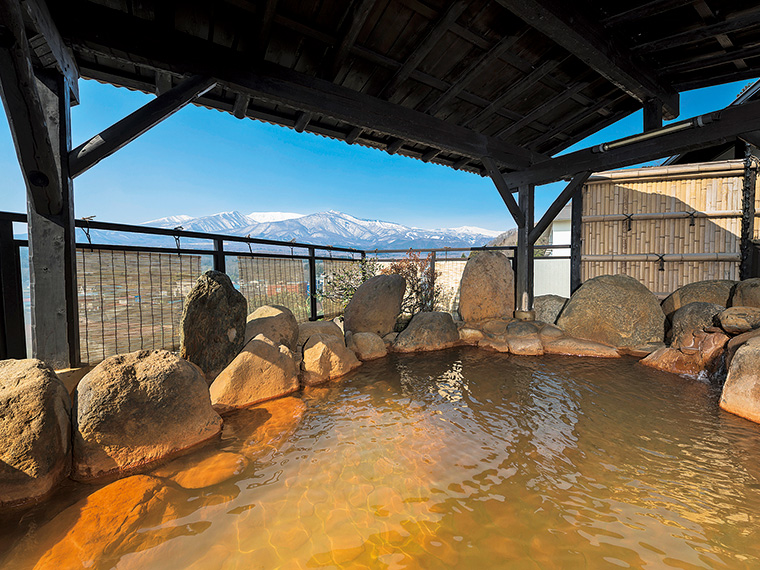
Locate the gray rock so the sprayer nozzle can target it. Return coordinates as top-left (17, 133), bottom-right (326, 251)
top-left (393, 312), bottom-right (460, 352)
top-left (344, 274), bottom-right (405, 336)
top-left (721, 337), bottom-right (760, 424)
top-left (72, 350), bottom-right (223, 481)
top-left (718, 306), bottom-right (760, 335)
top-left (180, 270), bottom-right (247, 382)
top-left (534, 294), bottom-right (569, 325)
top-left (668, 302), bottom-right (724, 348)
top-left (506, 320), bottom-right (540, 337)
top-left (731, 278), bottom-right (760, 308)
top-left (458, 251), bottom-right (515, 322)
top-left (347, 331), bottom-right (387, 361)
top-left (244, 305), bottom-right (299, 351)
top-left (0, 359), bottom-right (71, 507)
top-left (661, 279), bottom-right (737, 319)
top-left (557, 274), bottom-right (665, 349)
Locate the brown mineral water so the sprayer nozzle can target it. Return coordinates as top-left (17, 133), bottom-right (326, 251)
top-left (2, 348), bottom-right (760, 569)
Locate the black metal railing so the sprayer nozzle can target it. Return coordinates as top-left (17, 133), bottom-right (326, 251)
top-left (0, 211), bottom-right (570, 364)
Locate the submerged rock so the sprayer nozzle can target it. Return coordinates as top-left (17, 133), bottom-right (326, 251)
top-left (557, 274), bottom-right (665, 349)
top-left (534, 294), bottom-right (568, 325)
top-left (543, 337), bottom-right (621, 358)
top-left (152, 449), bottom-right (248, 489)
top-left (301, 334), bottom-right (361, 386)
top-left (180, 270), bottom-right (247, 382)
top-left (346, 331), bottom-right (387, 361)
top-left (343, 274), bottom-right (405, 336)
top-left (721, 337), bottom-right (760, 423)
top-left (717, 306), bottom-right (760, 335)
top-left (72, 350), bottom-right (223, 481)
top-left (458, 251), bottom-right (515, 322)
top-left (0, 359), bottom-right (71, 507)
top-left (210, 334), bottom-right (299, 414)
top-left (641, 330), bottom-right (729, 378)
top-left (732, 278), bottom-right (760, 308)
top-left (661, 279), bottom-right (736, 318)
top-left (668, 302), bottom-right (724, 348)
top-left (393, 312), bottom-right (460, 352)
top-left (20, 475), bottom-right (186, 569)
top-left (243, 304), bottom-right (299, 350)
top-left (507, 335), bottom-right (544, 356)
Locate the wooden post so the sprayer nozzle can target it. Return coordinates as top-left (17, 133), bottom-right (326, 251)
top-left (741, 146), bottom-right (757, 279)
top-left (571, 188), bottom-right (584, 293)
top-left (0, 218), bottom-right (26, 359)
top-left (643, 100), bottom-right (663, 132)
top-left (26, 71), bottom-right (80, 368)
top-left (514, 184), bottom-right (535, 320)
top-left (308, 247), bottom-right (318, 321)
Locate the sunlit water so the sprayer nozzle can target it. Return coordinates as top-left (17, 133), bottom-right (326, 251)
top-left (3, 348), bottom-right (760, 569)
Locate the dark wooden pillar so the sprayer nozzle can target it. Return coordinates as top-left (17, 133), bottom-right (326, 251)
top-left (26, 71), bottom-right (79, 368)
top-left (0, 0), bottom-right (79, 367)
top-left (571, 188), bottom-right (584, 294)
top-left (741, 147), bottom-right (757, 280)
top-left (514, 184), bottom-right (535, 320)
top-left (0, 217), bottom-right (26, 359)
top-left (643, 100), bottom-right (663, 132)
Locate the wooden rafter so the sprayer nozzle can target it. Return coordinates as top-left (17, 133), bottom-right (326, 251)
top-left (323, 0), bottom-right (377, 80)
top-left (378, 0), bottom-right (467, 100)
top-left (495, 0), bottom-right (679, 119)
top-left (601, 0), bottom-right (695, 26)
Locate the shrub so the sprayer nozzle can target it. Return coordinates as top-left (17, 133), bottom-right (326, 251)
top-left (321, 257), bottom-right (379, 310)
top-left (381, 251), bottom-right (441, 317)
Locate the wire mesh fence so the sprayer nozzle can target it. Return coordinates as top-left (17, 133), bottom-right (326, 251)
top-left (237, 256), bottom-right (311, 322)
top-left (321, 258), bottom-right (363, 320)
top-left (76, 249), bottom-right (208, 365)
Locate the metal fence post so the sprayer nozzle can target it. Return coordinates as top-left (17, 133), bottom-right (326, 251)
top-left (308, 247), bottom-right (318, 321)
top-left (0, 219), bottom-right (26, 359)
top-left (213, 237), bottom-right (226, 273)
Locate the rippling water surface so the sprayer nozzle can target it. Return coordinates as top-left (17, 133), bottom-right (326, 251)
top-left (3, 348), bottom-right (760, 569)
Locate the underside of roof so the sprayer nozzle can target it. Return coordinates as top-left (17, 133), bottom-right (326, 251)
top-left (41, 0), bottom-right (760, 177)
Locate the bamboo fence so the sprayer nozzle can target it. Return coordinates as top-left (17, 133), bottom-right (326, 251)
top-left (582, 160), bottom-right (760, 297)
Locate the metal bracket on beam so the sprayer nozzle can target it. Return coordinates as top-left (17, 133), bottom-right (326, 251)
top-left (482, 156), bottom-right (525, 228)
top-left (69, 75), bottom-right (217, 177)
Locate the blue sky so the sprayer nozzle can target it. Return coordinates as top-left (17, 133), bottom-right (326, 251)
top-left (0, 78), bottom-right (756, 232)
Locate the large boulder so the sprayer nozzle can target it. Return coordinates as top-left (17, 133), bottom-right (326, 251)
top-left (297, 321), bottom-right (344, 355)
top-left (731, 278), bottom-right (760, 308)
top-left (661, 279), bottom-right (736, 318)
top-left (726, 328), bottom-right (760, 369)
top-left (210, 335), bottom-right (299, 414)
top-left (0, 359), bottom-right (71, 507)
top-left (346, 331), bottom-right (387, 361)
top-left (393, 312), bottom-right (459, 352)
top-left (720, 337), bottom-right (760, 423)
top-left (343, 274), bottom-right (405, 336)
top-left (667, 302), bottom-right (724, 348)
top-left (72, 350), bottom-right (223, 481)
top-left (717, 306), bottom-right (760, 335)
top-left (243, 305), bottom-right (299, 350)
top-left (534, 295), bottom-right (568, 325)
top-left (556, 274), bottom-right (665, 349)
top-left (458, 251), bottom-right (515, 322)
top-left (180, 270), bottom-right (247, 382)
top-left (301, 334), bottom-right (361, 386)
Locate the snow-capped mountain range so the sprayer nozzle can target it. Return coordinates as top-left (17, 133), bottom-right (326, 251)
top-left (140, 210), bottom-right (502, 250)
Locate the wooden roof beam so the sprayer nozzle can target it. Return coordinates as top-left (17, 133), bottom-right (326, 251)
top-left (20, 0), bottom-right (79, 103)
top-left (502, 99), bottom-right (760, 188)
top-left (257, 0), bottom-right (279, 59)
top-left (496, 0), bottom-right (679, 119)
top-left (378, 0), bottom-right (467, 100)
top-left (69, 75), bottom-right (217, 177)
top-left (602, 0), bottom-right (696, 26)
top-left (61, 8), bottom-right (547, 170)
top-left (529, 172), bottom-right (590, 243)
top-left (482, 156), bottom-right (524, 227)
top-left (425, 33), bottom-right (523, 116)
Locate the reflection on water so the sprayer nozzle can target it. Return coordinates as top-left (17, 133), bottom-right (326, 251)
top-left (2, 348), bottom-right (760, 569)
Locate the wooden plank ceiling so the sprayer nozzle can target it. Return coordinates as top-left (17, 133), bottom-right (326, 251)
top-left (43, 0), bottom-right (760, 177)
